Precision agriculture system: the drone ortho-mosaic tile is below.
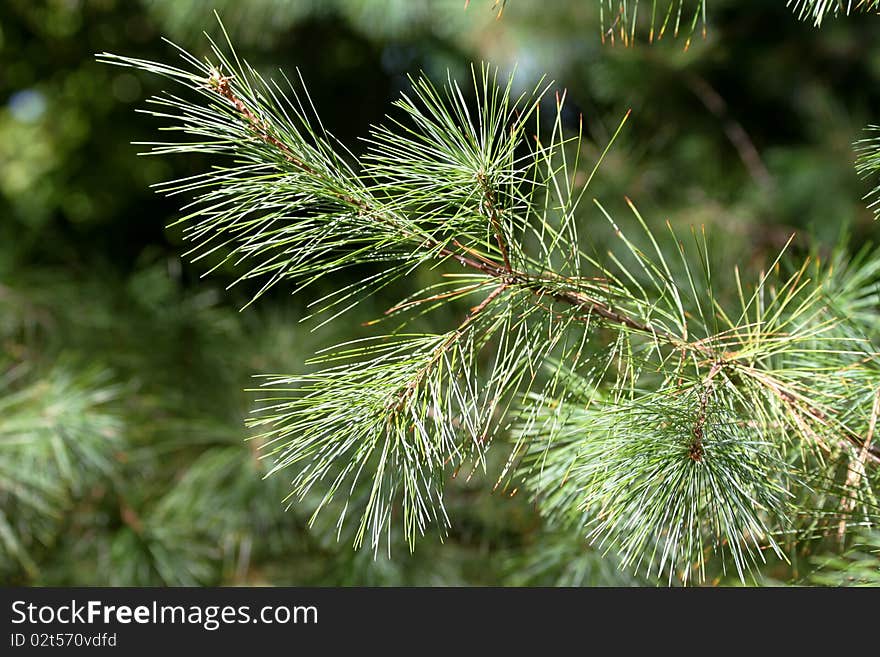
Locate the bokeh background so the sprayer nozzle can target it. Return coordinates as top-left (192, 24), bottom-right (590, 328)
top-left (2, 0), bottom-right (879, 585)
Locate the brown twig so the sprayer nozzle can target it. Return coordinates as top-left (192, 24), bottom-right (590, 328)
top-left (690, 392), bottom-right (708, 462)
top-left (209, 69), bottom-right (321, 177)
top-left (838, 387), bottom-right (880, 541)
top-left (476, 172), bottom-right (513, 272)
top-left (690, 362), bottom-right (724, 462)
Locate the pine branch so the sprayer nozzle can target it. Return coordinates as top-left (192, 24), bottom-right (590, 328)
top-left (100, 23), bottom-right (880, 581)
top-left (181, 74), bottom-right (687, 347)
top-left (180, 67), bottom-right (683, 344)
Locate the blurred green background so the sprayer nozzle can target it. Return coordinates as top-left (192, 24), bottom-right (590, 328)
top-left (1, 0), bottom-right (879, 585)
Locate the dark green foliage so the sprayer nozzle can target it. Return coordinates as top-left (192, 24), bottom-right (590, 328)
top-left (2, 0), bottom-right (880, 586)
top-left (95, 10), bottom-right (880, 583)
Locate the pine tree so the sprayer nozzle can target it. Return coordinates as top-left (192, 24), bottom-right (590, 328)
top-left (94, 5), bottom-right (880, 585)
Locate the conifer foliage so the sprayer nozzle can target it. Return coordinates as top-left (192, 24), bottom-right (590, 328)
top-left (98, 9), bottom-right (880, 583)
